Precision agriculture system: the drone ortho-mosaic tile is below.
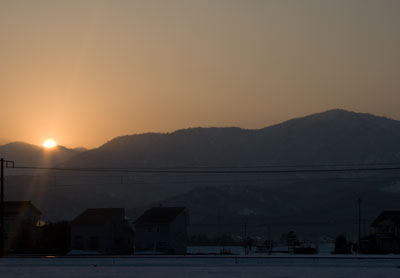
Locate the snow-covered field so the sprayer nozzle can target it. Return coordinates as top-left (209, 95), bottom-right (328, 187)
top-left (187, 243), bottom-right (335, 255)
top-left (1, 256), bottom-right (400, 278)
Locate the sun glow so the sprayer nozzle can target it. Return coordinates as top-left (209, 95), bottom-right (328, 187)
top-left (43, 139), bottom-right (57, 148)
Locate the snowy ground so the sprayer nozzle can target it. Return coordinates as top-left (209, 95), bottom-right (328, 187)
top-left (1, 256), bottom-right (400, 278)
top-left (187, 243), bottom-right (335, 255)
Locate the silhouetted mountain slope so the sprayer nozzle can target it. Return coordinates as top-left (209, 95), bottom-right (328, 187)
top-left (64, 109), bottom-right (400, 167)
top-left (150, 178), bottom-right (400, 238)
top-left (255, 109), bottom-right (400, 164)
top-left (0, 142), bottom-right (85, 167)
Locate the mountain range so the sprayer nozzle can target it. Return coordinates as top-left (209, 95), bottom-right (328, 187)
top-left (2, 109), bottom-right (400, 240)
top-left (62, 109), bottom-right (400, 168)
top-left (2, 109), bottom-right (400, 168)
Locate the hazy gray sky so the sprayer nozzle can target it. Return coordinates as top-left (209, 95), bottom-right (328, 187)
top-left (1, 0), bottom-right (399, 148)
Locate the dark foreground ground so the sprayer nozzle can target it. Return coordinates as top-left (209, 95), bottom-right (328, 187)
top-left (0, 255), bottom-right (399, 278)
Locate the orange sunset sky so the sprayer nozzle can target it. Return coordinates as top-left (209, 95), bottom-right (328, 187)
top-left (1, 0), bottom-right (400, 148)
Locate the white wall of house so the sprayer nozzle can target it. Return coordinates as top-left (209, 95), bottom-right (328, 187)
top-left (374, 219), bottom-right (400, 236)
top-left (134, 210), bottom-right (188, 254)
top-left (168, 212), bottom-right (188, 254)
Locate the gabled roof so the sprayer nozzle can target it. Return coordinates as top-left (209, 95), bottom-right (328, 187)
top-left (71, 208), bottom-right (124, 226)
top-left (371, 211), bottom-right (400, 227)
top-left (4, 201), bottom-right (41, 215)
top-left (134, 207), bottom-right (186, 225)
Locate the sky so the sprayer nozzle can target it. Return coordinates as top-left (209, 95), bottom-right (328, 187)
top-left (1, 0), bottom-right (400, 148)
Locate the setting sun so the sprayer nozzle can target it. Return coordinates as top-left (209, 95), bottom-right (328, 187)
top-left (43, 139), bottom-right (57, 148)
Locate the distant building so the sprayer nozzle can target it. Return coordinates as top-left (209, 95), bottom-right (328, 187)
top-left (71, 208), bottom-right (134, 254)
top-left (134, 207), bottom-right (188, 254)
top-left (361, 211), bottom-right (400, 254)
top-left (4, 201), bottom-right (42, 252)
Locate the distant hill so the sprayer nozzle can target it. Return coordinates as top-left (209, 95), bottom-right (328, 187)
top-left (146, 178), bottom-right (400, 239)
top-left (63, 109), bottom-right (400, 167)
top-left (0, 142), bottom-right (86, 168)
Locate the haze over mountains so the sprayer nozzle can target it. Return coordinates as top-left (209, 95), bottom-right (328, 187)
top-left (2, 109), bottom-right (400, 239)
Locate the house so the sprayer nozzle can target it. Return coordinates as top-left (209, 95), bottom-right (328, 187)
top-left (4, 201), bottom-right (42, 252)
top-left (134, 207), bottom-right (188, 254)
top-left (360, 211), bottom-right (400, 254)
top-left (371, 211), bottom-right (400, 236)
top-left (71, 208), bottom-right (134, 254)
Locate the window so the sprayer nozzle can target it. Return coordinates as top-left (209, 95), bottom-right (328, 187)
top-left (158, 241), bottom-right (166, 247)
top-left (89, 236), bottom-right (99, 250)
top-left (158, 241), bottom-right (166, 251)
top-left (160, 227), bottom-right (169, 234)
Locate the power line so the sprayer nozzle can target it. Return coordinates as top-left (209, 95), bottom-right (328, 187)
top-left (11, 161), bottom-right (400, 170)
top-left (108, 161), bottom-right (400, 169)
top-left (11, 165), bottom-right (400, 174)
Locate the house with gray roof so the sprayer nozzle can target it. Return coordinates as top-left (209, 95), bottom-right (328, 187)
top-left (371, 211), bottom-right (400, 236)
top-left (71, 208), bottom-right (133, 254)
top-left (134, 207), bottom-right (188, 254)
top-left (361, 211), bottom-right (400, 254)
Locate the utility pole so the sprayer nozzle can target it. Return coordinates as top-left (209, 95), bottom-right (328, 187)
top-left (1, 158), bottom-right (3, 255)
top-left (243, 218), bottom-right (248, 255)
top-left (1, 158), bottom-right (14, 256)
top-left (357, 198), bottom-right (362, 254)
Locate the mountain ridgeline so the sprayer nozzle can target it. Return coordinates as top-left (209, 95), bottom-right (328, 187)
top-left (62, 109), bottom-right (400, 168)
top-left (1, 109), bottom-right (400, 168)
top-left (0, 142), bottom-right (85, 167)
top-left (2, 109), bottom-right (400, 239)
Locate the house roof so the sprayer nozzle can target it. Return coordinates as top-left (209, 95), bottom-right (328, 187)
top-left (134, 207), bottom-right (186, 224)
top-left (371, 211), bottom-right (400, 227)
top-left (4, 201), bottom-right (41, 215)
top-left (71, 208), bottom-right (124, 226)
